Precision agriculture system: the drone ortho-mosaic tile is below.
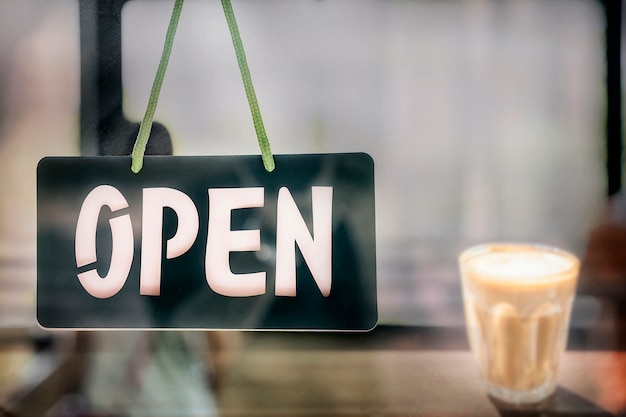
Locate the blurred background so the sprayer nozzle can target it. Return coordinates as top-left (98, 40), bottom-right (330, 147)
top-left (0, 0), bottom-right (624, 415)
top-left (0, 0), bottom-right (609, 328)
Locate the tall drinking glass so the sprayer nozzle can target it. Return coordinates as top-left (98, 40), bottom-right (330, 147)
top-left (459, 243), bottom-right (579, 404)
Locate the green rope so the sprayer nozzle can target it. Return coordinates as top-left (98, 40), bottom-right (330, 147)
top-left (222, 0), bottom-right (275, 172)
top-left (131, 0), bottom-right (184, 173)
top-left (131, 0), bottom-right (275, 173)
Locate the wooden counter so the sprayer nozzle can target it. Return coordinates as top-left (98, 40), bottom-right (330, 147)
top-left (218, 347), bottom-right (622, 416)
top-left (1, 329), bottom-right (624, 416)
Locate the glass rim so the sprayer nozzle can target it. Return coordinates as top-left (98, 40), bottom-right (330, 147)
top-left (459, 242), bottom-right (580, 278)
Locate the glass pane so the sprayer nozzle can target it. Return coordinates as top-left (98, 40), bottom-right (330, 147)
top-left (122, 0), bottom-right (605, 326)
top-left (0, 0), bottom-right (80, 327)
top-left (2, 1), bottom-right (622, 416)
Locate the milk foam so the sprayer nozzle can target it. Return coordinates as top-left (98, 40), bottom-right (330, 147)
top-left (469, 250), bottom-right (574, 282)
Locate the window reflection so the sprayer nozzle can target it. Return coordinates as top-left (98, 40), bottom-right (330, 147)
top-left (0, 0), bottom-right (624, 415)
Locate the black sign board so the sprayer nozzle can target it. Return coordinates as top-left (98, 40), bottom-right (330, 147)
top-left (37, 154), bottom-right (377, 330)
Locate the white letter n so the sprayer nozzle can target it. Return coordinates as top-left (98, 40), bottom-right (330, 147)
top-left (275, 186), bottom-right (333, 297)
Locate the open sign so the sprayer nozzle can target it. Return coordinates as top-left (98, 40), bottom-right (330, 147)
top-left (75, 184), bottom-right (333, 299)
top-left (37, 154), bottom-right (377, 330)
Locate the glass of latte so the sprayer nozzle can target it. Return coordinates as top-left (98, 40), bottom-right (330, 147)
top-left (459, 243), bottom-right (579, 404)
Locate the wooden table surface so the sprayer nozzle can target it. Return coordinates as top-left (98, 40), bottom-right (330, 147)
top-left (1, 330), bottom-right (624, 417)
top-left (217, 348), bottom-right (622, 417)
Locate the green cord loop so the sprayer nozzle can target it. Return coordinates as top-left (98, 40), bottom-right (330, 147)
top-left (222, 0), bottom-right (275, 172)
top-left (131, 0), bottom-right (184, 173)
top-left (131, 0), bottom-right (275, 173)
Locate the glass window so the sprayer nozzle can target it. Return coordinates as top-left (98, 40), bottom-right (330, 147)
top-left (121, 0), bottom-right (605, 326)
top-left (1, 1), bottom-right (621, 415)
